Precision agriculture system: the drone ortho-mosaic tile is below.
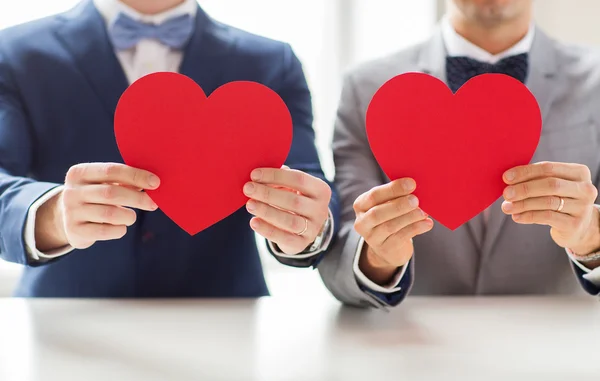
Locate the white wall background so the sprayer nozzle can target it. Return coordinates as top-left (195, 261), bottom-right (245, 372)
top-left (435, 0), bottom-right (600, 47)
top-left (0, 0), bottom-right (598, 297)
top-left (533, 0), bottom-right (600, 46)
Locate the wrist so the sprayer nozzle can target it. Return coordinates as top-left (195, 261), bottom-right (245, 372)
top-left (358, 244), bottom-right (406, 286)
top-left (35, 191), bottom-right (68, 251)
top-left (571, 206), bottom-right (600, 256)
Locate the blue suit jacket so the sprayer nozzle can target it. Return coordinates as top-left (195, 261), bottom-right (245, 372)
top-left (0, 1), bottom-right (339, 297)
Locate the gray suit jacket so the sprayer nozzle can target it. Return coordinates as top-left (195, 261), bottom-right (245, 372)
top-left (318, 27), bottom-right (600, 308)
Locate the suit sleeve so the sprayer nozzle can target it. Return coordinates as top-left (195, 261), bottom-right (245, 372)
top-left (0, 42), bottom-right (61, 266)
top-left (264, 43), bottom-right (341, 268)
top-left (316, 73), bottom-right (412, 308)
top-left (566, 106), bottom-right (600, 295)
top-left (568, 200), bottom-right (600, 295)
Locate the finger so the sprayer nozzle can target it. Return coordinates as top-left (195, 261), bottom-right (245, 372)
top-left (250, 168), bottom-right (330, 199)
top-left (356, 195), bottom-right (420, 231)
top-left (354, 178), bottom-right (416, 213)
top-left (243, 182), bottom-right (318, 217)
top-left (501, 197), bottom-right (584, 216)
top-left (511, 210), bottom-right (575, 230)
top-left (116, 183), bottom-right (143, 191)
top-left (383, 218), bottom-right (434, 247)
top-left (503, 178), bottom-right (581, 202)
top-left (246, 200), bottom-right (315, 236)
top-left (504, 162), bottom-right (591, 184)
top-left (365, 208), bottom-right (428, 246)
top-left (249, 217), bottom-right (307, 249)
top-left (66, 163), bottom-right (160, 189)
top-left (73, 223), bottom-right (127, 244)
top-left (78, 184), bottom-right (158, 211)
top-left (73, 204), bottom-right (138, 226)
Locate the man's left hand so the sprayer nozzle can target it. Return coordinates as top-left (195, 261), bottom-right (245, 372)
top-left (243, 166), bottom-right (332, 255)
top-left (501, 161), bottom-right (600, 255)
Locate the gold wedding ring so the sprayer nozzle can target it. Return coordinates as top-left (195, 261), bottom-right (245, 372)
top-left (296, 217), bottom-right (309, 236)
top-left (556, 197), bottom-right (565, 212)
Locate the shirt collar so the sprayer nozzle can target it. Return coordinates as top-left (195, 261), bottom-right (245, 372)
top-left (441, 15), bottom-right (535, 64)
top-left (93, 0), bottom-right (197, 26)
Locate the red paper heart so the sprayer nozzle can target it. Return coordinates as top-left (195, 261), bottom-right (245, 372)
top-left (366, 73), bottom-right (542, 230)
top-left (114, 72), bottom-right (293, 235)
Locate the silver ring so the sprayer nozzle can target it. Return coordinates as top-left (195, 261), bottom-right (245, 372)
top-left (556, 197), bottom-right (565, 212)
top-left (296, 217), bottom-right (309, 236)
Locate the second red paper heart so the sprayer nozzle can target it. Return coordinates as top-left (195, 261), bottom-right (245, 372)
top-left (114, 73), bottom-right (293, 235)
top-left (366, 73), bottom-right (542, 230)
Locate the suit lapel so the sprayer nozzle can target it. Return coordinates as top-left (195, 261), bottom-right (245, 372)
top-left (525, 29), bottom-right (562, 124)
top-left (417, 27), bottom-right (448, 83)
top-left (417, 28), bottom-right (485, 249)
top-left (54, 2), bottom-right (235, 121)
top-left (481, 28), bottom-right (562, 257)
top-left (54, 0), bottom-right (129, 119)
top-left (179, 7), bottom-right (235, 96)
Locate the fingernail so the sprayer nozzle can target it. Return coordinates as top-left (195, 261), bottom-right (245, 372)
top-left (250, 219), bottom-right (260, 229)
top-left (148, 175), bottom-right (160, 188)
top-left (251, 170), bottom-right (262, 182)
top-left (505, 187), bottom-right (516, 199)
top-left (408, 195), bottom-right (418, 207)
top-left (246, 200), bottom-right (256, 212)
top-left (420, 209), bottom-right (428, 217)
top-left (402, 179), bottom-right (415, 191)
top-left (244, 183), bottom-right (255, 195)
top-left (513, 214), bottom-right (522, 221)
top-left (504, 170), bottom-right (516, 182)
top-left (502, 202), bottom-right (513, 212)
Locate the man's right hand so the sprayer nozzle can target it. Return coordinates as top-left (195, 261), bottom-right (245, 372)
top-left (35, 163), bottom-right (160, 252)
top-left (353, 178), bottom-right (433, 286)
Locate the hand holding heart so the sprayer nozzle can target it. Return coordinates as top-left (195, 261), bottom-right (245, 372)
top-left (353, 160), bottom-right (600, 286)
top-left (353, 179), bottom-right (434, 285)
top-left (244, 166), bottom-right (332, 255)
top-left (36, 162), bottom-right (332, 255)
top-left (35, 163), bottom-right (159, 251)
top-left (366, 72), bottom-right (542, 230)
top-left (501, 161), bottom-right (600, 255)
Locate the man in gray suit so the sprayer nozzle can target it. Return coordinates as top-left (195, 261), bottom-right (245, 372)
top-left (318, 0), bottom-right (600, 308)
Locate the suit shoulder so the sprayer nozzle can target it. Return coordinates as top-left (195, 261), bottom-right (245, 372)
top-left (556, 41), bottom-right (600, 82)
top-left (552, 41), bottom-right (600, 120)
top-left (340, 42), bottom-right (423, 106)
top-left (344, 43), bottom-right (423, 86)
top-left (0, 15), bottom-right (59, 49)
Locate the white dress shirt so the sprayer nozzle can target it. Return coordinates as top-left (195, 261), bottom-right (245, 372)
top-left (353, 16), bottom-right (600, 293)
top-left (25, 0), bottom-right (332, 261)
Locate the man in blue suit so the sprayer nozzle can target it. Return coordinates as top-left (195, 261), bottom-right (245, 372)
top-left (0, 0), bottom-right (339, 297)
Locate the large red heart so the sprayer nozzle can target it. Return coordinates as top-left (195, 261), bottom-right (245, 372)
top-left (114, 72), bottom-right (293, 235)
top-left (366, 73), bottom-right (542, 230)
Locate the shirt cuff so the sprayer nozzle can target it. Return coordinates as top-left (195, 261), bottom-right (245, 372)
top-left (352, 236), bottom-right (408, 294)
top-left (268, 208), bottom-right (335, 259)
top-left (564, 204), bottom-right (600, 286)
top-left (25, 185), bottom-right (74, 261)
top-left (565, 247), bottom-right (600, 286)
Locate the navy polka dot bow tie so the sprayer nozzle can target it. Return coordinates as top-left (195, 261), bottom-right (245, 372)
top-left (445, 53), bottom-right (529, 93)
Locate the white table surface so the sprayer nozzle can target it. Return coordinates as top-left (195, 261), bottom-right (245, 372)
top-left (0, 296), bottom-right (599, 381)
